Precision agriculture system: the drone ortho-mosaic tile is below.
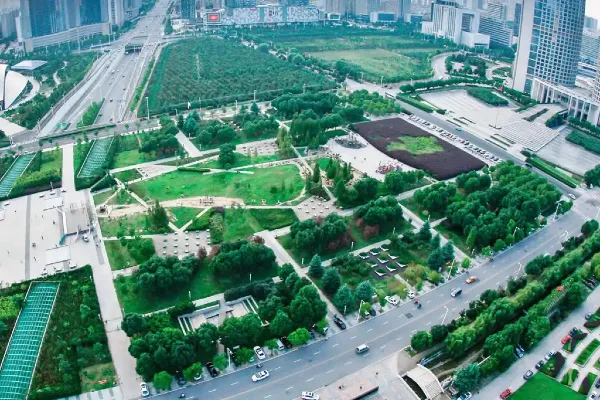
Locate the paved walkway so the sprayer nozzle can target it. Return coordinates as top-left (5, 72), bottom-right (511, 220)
top-left (62, 144), bottom-right (77, 192)
top-left (59, 386), bottom-right (123, 400)
top-left (176, 131), bottom-right (202, 157)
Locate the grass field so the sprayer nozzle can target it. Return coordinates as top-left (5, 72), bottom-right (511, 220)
top-left (386, 136), bottom-right (443, 155)
top-left (93, 189), bottom-right (115, 205)
top-left (202, 153), bottom-right (282, 169)
top-left (115, 262), bottom-right (279, 314)
top-left (107, 189), bottom-right (137, 206)
top-left (222, 208), bottom-right (298, 241)
top-left (104, 239), bottom-right (156, 271)
top-left (80, 362), bottom-right (117, 392)
top-left (168, 207), bottom-right (203, 228)
top-left (513, 373), bottom-right (584, 400)
top-left (130, 165), bottom-right (304, 204)
top-left (113, 169), bottom-right (142, 182)
top-left (99, 214), bottom-right (171, 237)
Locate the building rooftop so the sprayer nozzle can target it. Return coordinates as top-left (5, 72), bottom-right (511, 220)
top-left (11, 60), bottom-right (47, 71)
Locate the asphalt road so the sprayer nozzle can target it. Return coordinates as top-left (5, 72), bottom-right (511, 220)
top-left (152, 211), bottom-right (585, 400)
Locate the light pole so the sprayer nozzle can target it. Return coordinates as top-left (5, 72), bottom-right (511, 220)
top-left (253, 90), bottom-right (256, 102)
top-left (380, 76), bottom-right (383, 87)
top-left (356, 300), bottom-right (364, 323)
top-left (145, 96), bottom-right (149, 120)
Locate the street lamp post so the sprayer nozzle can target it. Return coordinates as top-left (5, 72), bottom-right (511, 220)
top-left (145, 96), bottom-right (149, 120)
top-left (356, 300), bottom-right (364, 323)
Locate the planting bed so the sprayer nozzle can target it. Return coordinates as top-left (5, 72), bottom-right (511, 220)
top-left (352, 118), bottom-right (485, 179)
top-left (513, 373), bottom-right (584, 400)
top-left (578, 372), bottom-right (597, 395)
top-left (561, 368), bottom-right (579, 387)
top-left (541, 352), bottom-right (566, 378)
top-left (563, 331), bottom-right (587, 353)
top-left (575, 338), bottom-right (600, 367)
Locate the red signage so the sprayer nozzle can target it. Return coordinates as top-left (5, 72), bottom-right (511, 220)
top-left (207, 13), bottom-right (220, 22)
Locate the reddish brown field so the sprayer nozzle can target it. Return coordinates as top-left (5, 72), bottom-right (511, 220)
top-left (352, 118), bottom-right (485, 179)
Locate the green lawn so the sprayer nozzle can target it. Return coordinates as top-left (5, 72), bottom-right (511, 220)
top-left (513, 373), bottom-right (584, 400)
top-left (80, 362), bottom-right (117, 393)
top-left (575, 339), bottom-right (600, 366)
top-left (400, 196), bottom-right (445, 221)
top-left (106, 189), bottom-right (137, 206)
top-left (115, 263), bottom-right (279, 314)
top-left (202, 153), bottom-right (282, 169)
top-left (158, 152), bottom-right (219, 166)
top-left (578, 372), bottom-right (597, 395)
top-left (187, 209), bottom-right (213, 231)
top-left (93, 189), bottom-right (115, 205)
top-left (129, 165), bottom-right (304, 204)
top-left (386, 136), bottom-right (443, 155)
top-left (113, 169), bottom-right (142, 182)
top-left (99, 214), bottom-right (171, 237)
top-left (222, 208), bottom-right (299, 241)
top-left (561, 368), bottom-right (580, 387)
top-left (168, 207), bottom-right (203, 228)
top-left (105, 239), bottom-right (156, 270)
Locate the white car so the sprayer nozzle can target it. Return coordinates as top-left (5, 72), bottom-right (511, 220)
top-left (301, 391), bottom-right (320, 400)
top-left (252, 370), bottom-right (269, 382)
top-left (407, 291), bottom-right (415, 299)
top-left (385, 295), bottom-right (399, 306)
top-left (140, 382), bottom-right (150, 397)
top-left (253, 346), bottom-right (266, 360)
top-left (568, 193), bottom-right (576, 200)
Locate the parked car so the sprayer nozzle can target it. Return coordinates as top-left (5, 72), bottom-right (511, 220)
top-left (385, 295), bottom-right (399, 306)
top-left (523, 370), bottom-right (534, 380)
top-left (407, 291), bottom-right (415, 299)
top-left (535, 360), bottom-right (545, 370)
top-left (140, 382), bottom-right (150, 397)
top-left (500, 389), bottom-right (512, 399)
top-left (544, 350), bottom-right (556, 361)
top-left (591, 392), bottom-right (597, 399)
top-left (586, 313), bottom-right (594, 320)
top-left (252, 370), bottom-right (269, 382)
top-left (569, 327), bottom-right (579, 336)
top-left (561, 334), bottom-right (572, 345)
top-left (205, 362), bottom-right (219, 377)
top-left (457, 393), bottom-right (472, 400)
top-left (333, 314), bottom-right (347, 330)
top-left (253, 346), bottom-right (266, 360)
top-left (280, 336), bottom-right (293, 349)
top-left (568, 193), bottom-right (576, 200)
top-left (301, 391), bottom-right (320, 400)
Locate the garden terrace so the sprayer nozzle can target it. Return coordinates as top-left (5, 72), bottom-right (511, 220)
top-left (142, 37), bottom-right (334, 116)
top-left (575, 338), bottom-right (600, 367)
top-left (540, 352), bottom-right (566, 378)
top-left (352, 118), bottom-right (485, 179)
top-left (513, 373), bottom-right (584, 400)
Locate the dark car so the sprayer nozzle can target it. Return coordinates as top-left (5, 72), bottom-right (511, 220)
top-left (596, 377), bottom-right (600, 389)
top-left (280, 336), bottom-right (293, 349)
top-left (369, 308), bottom-right (376, 317)
top-left (523, 370), bottom-right (533, 380)
top-left (535, 360), bottom-right (545, 370)
top-left (333, 314), bottom-right (347, 330)
top-left (205, 362), bottom-right (219, 378)
top-left (569, 327), bottom-right (579, 336)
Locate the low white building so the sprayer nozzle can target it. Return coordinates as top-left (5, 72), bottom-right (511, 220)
top-left (203, 5), bottom-right (319, 26)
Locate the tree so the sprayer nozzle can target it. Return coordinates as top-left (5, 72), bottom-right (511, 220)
top-left (265, 339), bottom-right (278, 353)
top-left (288, 327), bottom-right (312, 346)
top-left (251, 102), bottom-right (260, 114)
top-left (480, 289), bottom-right (499, 305)
top-left (430, 233), bottom-right (441, 249)
top-left (308, 254), bottom-right (324, 278)
top-left (270, 310), bottom-right (294, 337)
top-left (333, 285), bottom-right (356, 313)
top-left (194, 322), bottom-right (219, 352)
top-left (427, 248), bottom-right (446, 271)
top-left (322, 268), bottom-right (342, 295)
top-left (431, 325), bottom-right (448, 343)
top-left (312, 163), bottom-right (321, 184)
top-left (148, 200), bottom-right (169, 231)
top-left (411, 331), bottom-right (432, 352)
top-left (523, 316), bottom-right (551, 347)
top-left (493, 238), bottom-right (506, 252)
top-left (183, 362), bottom-right (203, 382)
top-left (213, 353), bottom-right (228, 370)
top-left (355, 281), bottom-right (374, 302)
top-left (121, 313), bottom-right (147, 337)
top-left (453, 363), bottom-right (481, 393)
top-left (418, 221), bottom-right (432, 242)
top-left (235, 347), bottom-right (254, 365)
top-left (461, 258), bottom-right (471, 269)
top-left (289, 295), bottom-right (314, 328)
top-left (153, 371), bottom-right (172, 391)
top-left (219, 314), bottom-right (263, 349)
top-left (582, 220), bottom-right (600, 237)
top-left (584, 165), bottom-right (600, 186)
top-left (136, 353), bottom-right (156, 381)
top-left (259, 295), bottom-right (285, 322)
top-left (441, 242), bottom-right (454, 262)
top-left (219, 143), bottom-right (236, 169)
top-left (466, 229), bottom-right (477, 249)
top-left (564, 282), bottom-right (587, 310)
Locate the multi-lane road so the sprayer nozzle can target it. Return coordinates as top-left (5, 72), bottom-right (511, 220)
top-left (152, 210), bottom-right (586, 400)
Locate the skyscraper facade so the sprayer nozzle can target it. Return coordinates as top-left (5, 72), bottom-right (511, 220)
top-left (585, 16), bottom-right (598, 31)
top-left (181, 0), bottom-right (197, 18)
top-left (512, 0), bottom-right (586, 94)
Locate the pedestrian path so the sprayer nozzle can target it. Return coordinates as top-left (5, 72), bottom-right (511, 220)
top-left (59, 386), bottom-right (123, 400)
top-left (176, 131), bottom-right (201, 157)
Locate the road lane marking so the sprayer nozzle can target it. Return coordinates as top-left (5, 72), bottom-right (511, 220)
top-left (332, 343), bottom-right (339, 347)
top-left (397, 336), bottom-right (403, 340)
top-left (327, 369), bottom-right (334, 374)
top-left (351, 336), bottom-right (357, 339)
top-left (383, 321), bottom-right (388, 325)
top-left (294, 359), bottom-right (302, 363)
top-left (306, 378), bottom-right (314, 382)
top-left (314, 351), bottom-right (320, 355)
top-left (426, 300), bottom-right (431, 304)
top-left (209, 389), bottom-right (217, 393)
top-left (451, 308), bottom-right (457, 312)
top-left (273, 367), bottom-right (281, 371)
top-left (426, 322), bottom-right (431, 326)
top-left (411, 330), bottom-right (417, 333)
top-left (380, 345), bottom-right (387, 349)
top-left (286, 386), bottom-right (293, 391)
top-left (231, 382), bottom-right (239, 386)
top-left (496, 281), bottom-right (501, 285)
top-left (265, 396), bottom-right (271, 399)
top-left (367, 328), bottom-right (373, 332)
top-left (345, 361), bottom-right (352, 365)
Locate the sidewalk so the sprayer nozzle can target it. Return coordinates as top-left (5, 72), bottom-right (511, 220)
top-left (176, 131), bottom-right (201, 157)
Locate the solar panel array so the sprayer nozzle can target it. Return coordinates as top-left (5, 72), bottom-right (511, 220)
top-left (0, 282), bottom-right (59, 400)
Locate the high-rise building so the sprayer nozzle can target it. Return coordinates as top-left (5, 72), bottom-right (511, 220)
top-left (421, 1), bottom-right (490, 48)
top-left (108, 0), bottom-right (125, 25)
top-left (398, 0), bottom-right (411, 18)
top-left (581, 28), bottom-right (600, 65)
top-left (479, 15), bottom-right (512, 47)
top-left (585, 16), bottom-right (598, 31)
top-left (512, 0), bottom-right (521, 35)
top-left (181, 0), bottom-right (197, 18)
top-left (512, 0), bottom-right (585, 94)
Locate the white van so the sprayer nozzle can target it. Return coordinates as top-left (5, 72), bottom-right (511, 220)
top-left (451, 288), bottom-right (463, 297)
top-left (356, 344), bottom-right (369, 354)
top-left (276, 339), bottom-right (285, 351)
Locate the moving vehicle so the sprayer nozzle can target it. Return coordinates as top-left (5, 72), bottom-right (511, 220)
top-left (500, 389), bottom-right (512, 399)
top-left (356, 344), bottom-right (369, 354)
top-left (333, 314), bottom-right (346, 330)
top-left (450, 288), bottom-right (462, 297)
top-left (465, 276), bottom-right (477, 284)
top-left (140, 382), bottom-right (149, 397)
top-left (523, 370), bottom-right (534, 380)
top-left (568, 193), bottom-right (576, 200)
top-left (301, 391), bottom-right (320, 400)
top-left (251, 370), bottom-right (269, 382)
top-left (253, 346), bottom-right (266, 360)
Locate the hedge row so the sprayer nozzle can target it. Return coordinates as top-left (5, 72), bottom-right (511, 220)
top-left (567, 131), bottom-right (600, 155)
top-left (526, 157), bottom-right (578, 188)
top-left (397, 95), bottom-right (435, 113)
top-left (223, 279), bottom-right (275, 302)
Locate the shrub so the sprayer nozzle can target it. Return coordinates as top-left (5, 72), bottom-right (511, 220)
top-left (466, 87), bottom-right (508, 106)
